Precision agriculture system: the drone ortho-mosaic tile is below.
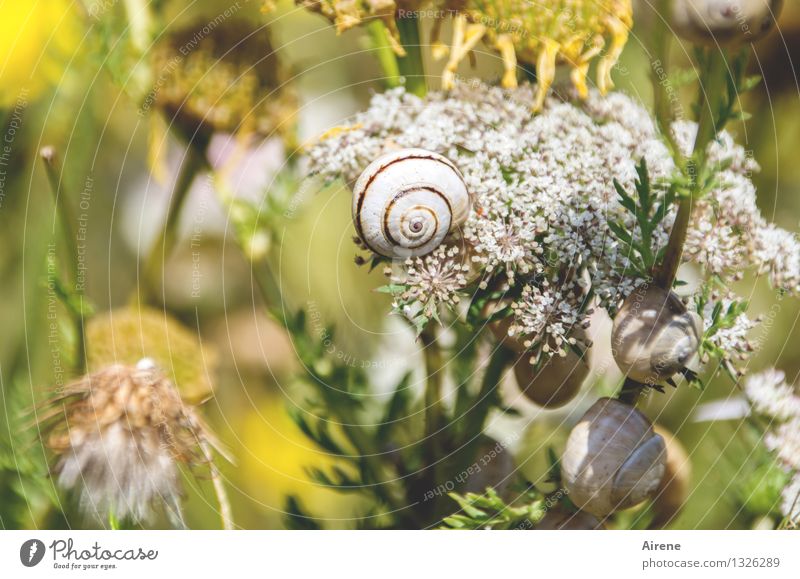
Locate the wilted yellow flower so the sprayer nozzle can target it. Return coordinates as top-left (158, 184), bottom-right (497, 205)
top-left (440, 0), bottom-right (633, 110)
top-left (0, 0), bottom-right (80, 107)
top-left (148, 18), bottom-right (297, 145)
top-left (291, 0), bottom-right (430, 55)
top-left (85, 306), bottom-right (217, 404)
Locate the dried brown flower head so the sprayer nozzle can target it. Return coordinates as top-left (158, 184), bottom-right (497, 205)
top-left (85, 306), bottom-right (216, 404)
top-left (150, 18), bottom-right (297, 145)
top-left (43, 360), bottom-right (225, 526)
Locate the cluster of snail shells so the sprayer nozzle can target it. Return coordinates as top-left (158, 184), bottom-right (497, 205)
top-left (651, 0), bottom-right (783, 45)
top-left (611, 284), bottom-right (702, 385)
top-left (352, 148), bottom-right (473, 259)
top-left (561, 398), bottom-right (667, 518)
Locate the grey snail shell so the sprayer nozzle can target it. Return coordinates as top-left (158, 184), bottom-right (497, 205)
top-left (352, 148), bottom-right (472, 259)
top-left (669, 0), bottom-right (783, 45)
top-left (611, 285), bottom-right (703, 384)
top-left (561, 398), bottom-right (667, 518)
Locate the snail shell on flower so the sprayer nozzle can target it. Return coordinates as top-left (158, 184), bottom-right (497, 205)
top-left (611, 285), bottom-right (703, 384)
top-left (670, 0), bottom-right (783, 45)
top-left (561, 398), bottom-right (667, 518)
top-left (352, 148), bottom-right (472, 259)
top-left (513, 350), bottom-right (590, 409)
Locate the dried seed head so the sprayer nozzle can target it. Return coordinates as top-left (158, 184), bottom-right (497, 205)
top-left (86, 306), bottom-right (216, 404)
top-left (150, 18), bottom-right (297, 144)
top-left (43, 363), bottom-right (223, 526)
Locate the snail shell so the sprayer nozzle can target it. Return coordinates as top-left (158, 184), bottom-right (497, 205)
top-left (561, 398), bottom-right (666, 518)
top-left (513, 350), bottom-right (589, 409)
top-left (352, 148), bottom-right (472, 259)
top-left (670, 0), bottom-right (783, 45)
top-left (611, 285), bottom-right (702, 384)
top-left (651, 425), bottom-right (692, 529)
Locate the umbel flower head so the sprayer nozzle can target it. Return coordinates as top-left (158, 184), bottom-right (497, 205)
top-left (43, 360), bottom-right (224, 526)
top-left (306, 81), bottom-right (800, 367)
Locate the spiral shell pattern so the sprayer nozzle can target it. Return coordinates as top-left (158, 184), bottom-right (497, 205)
top-left (352, 148), bottom-right (471, 258)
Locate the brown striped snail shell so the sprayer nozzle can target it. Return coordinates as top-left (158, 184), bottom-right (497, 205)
top-left (352, 148), bottom-right (472, 259)
top-left (611, 285), bottom-right (703, 385)
top-left (561, 398), bottom-right (667, 518)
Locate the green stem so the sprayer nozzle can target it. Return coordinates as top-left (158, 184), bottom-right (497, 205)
top-left (396, 14), bottom-right (427, 97)
top-left (141, 144), bottom-right (205, 304)
top-left (366, 20), bottom-right (402, 89)
top-left (421, 328), bottom-right (444, 471)
top-left (40, 147), bottom-right (87, 374)
top-left (655, 49), bottom-right (727, 290)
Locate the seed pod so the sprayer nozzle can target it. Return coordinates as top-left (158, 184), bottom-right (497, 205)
top-left (536, 507), bottom-right (605, 530)
top-left (611, 285), bottom-right (702, 384)
top-left (513, 350), bottom-right (589, 408)
top-left (352, 148), bottom-right (472, 259)
top-left (669, 0), bottom-right (783, 45)
top-left (561, 398), bottom-right (667, 517)
top-left (650, 425), bottom-right (692, 528)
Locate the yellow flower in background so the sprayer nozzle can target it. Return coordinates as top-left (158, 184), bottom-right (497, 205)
top-left (288, 0), bottom-right (429, 55)
top-left (0, 0), bottom-right (81, 108)
top-left (440, 0), bottom-right (633, 110)
top-left (239, 395), bottom-right (367, 527)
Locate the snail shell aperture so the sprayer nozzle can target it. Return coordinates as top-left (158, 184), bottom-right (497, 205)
top-left (352, 148), bottom-right (472, 259)
top-left (561, 398), bottom-right (667, 518)
top-left (611, 284), bottom-right (703, 384)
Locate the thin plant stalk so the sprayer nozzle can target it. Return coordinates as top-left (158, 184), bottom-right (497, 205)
top-left (366, 20), bottom-right (402, 89)
top-left (420, 327), bottom-right (444, 486)
top-left (141, 144), bottom-right (205, 304)
top-left (40, 147), bottom-right (87, 374)
top-left (656, 49), bottom-right (728, 289)
top-left (200, 439), bottom-right (234, 530)
top-left (396, 14), bottom-right (427, 97)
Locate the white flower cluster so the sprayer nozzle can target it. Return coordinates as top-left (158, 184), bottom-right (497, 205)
top-left (386, 245), bottom-right (470, 322)
top-left (744, 369), bottom-right (800, 422)
top-left (781, 474), bottom-right (800, 528)
top-left (697, 292), bottom-right (759, 369)
top-left (744, 369), bottom-right (800, 526)
top-left (305, 81), bottom-right (800, 358)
